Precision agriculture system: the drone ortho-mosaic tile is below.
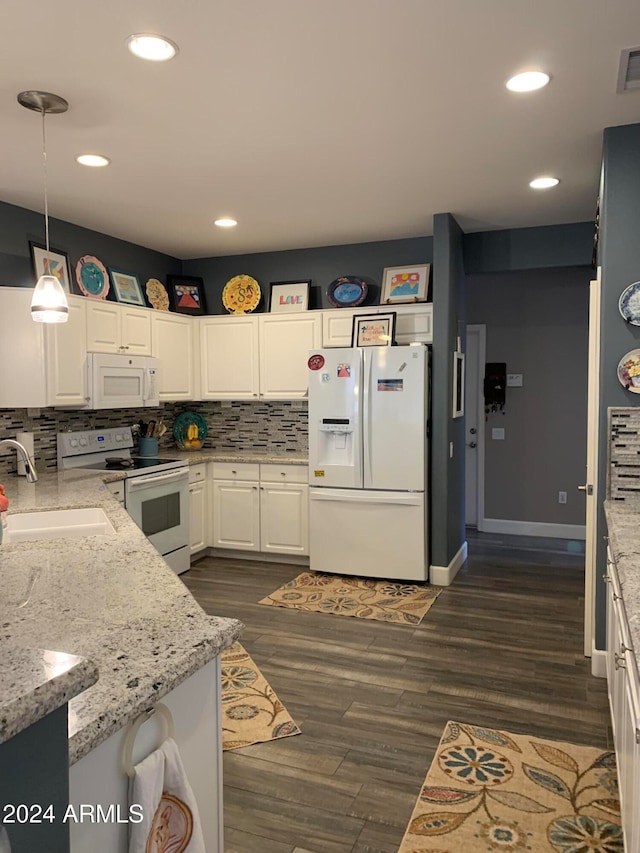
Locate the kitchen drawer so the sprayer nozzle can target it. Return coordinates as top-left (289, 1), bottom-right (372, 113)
top-left (211, 462), bottom-right (260, 481)
top-left (106, 480), bottom-right (125, 504)
top-left (260, 464), bottom-right (307, 484)
top-left (189, 463), bottom-right (207, 484)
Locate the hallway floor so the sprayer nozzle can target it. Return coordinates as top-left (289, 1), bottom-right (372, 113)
top-left (182, 532), bottom-right (610, 853)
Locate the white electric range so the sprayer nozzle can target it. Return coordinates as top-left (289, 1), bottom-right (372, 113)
top-left (57, 427), bottom-right (190, 574)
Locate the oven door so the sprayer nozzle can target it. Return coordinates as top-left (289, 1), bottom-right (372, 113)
top-left (125, 468), bottom-right (190, 567)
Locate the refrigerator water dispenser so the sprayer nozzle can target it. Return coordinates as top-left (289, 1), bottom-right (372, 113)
top-left (318, 420), bottom-right (354, 466)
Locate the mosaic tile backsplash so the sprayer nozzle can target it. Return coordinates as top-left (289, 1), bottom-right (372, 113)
top-left (0, 401), bottom-right (308, 477)
top-left (609, 406), bottom-right (640, 500)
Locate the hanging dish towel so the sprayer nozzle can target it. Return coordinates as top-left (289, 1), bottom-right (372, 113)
top-left (128, 738), bottom-right (205, 853)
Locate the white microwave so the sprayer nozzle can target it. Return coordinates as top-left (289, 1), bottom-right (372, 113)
top-left (84, 353), bottom-right (160, 409)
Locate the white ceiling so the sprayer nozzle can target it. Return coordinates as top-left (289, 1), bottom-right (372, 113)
top-left (2, 0), bottom-right (640, 259)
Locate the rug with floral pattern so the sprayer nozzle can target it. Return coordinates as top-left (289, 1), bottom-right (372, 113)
top-left (221, 642), bottom-right (301, 751)
top-left (398, 720), bottom-right (622, 853)
top-left (258, 572), bottom-right (441, 624)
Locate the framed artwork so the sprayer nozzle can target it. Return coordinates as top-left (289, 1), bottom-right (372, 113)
top-left (109, 268), bottom-right (145, 306)
top-left (268, 280), bottom-right (310, 313)
top-left (29, 242), bottom-right (72, 293)
top-left (380, 263), bottom-right (430, 304)
top-left (453, 350), bottom-right (465, 418)
top-left (167, 275), bottom-right (206, 315)
top-left (352, 312), bottom-right (396, 347)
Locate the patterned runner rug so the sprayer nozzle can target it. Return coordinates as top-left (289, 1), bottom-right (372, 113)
top-left (220, 642), bottom-right (301, 751)
top-left (259, 572), bottom-right (441, 625)
top-left (398, 720), bottom-right (622, 852)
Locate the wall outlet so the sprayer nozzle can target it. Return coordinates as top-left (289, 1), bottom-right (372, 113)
top-left (449, 441), bottom-right (454, 459)
top-left (221, 401), bottom-right (232, 409)
top-left (558, 491), bottom-right (567, 504)
top-left (491, 427), bottom-right (505, 440)
top-left (507, 374), bottom-right (523, 387)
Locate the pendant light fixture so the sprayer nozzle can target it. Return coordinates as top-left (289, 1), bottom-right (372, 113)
top-left (18, 90), bottom-right (70, 323)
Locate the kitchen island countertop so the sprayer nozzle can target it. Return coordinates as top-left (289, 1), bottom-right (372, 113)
top-left (0, 470), bottom-right (243, 763)
top-left (604, 500), bottom-right (640, 656)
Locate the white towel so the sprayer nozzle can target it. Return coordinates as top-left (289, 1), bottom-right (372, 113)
top-left (128, 737), bottom-right (206, 853)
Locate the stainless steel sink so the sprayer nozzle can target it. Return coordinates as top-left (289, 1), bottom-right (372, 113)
top-left (3, 507), bottom-right (116, 543)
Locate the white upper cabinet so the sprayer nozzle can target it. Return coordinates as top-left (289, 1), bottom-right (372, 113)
top-left (200, 315), bottom-right (259, 400)
top-left (151, 312), bottom-right (195, 401)
top-left (45, 296), bottom-right (88, 407)
top-left (259, 313), bottom-right (322, 399)
top-left (322, 304), bottom-right (433, 347)
top-left (0, 287), bottom-right (47, 407)
top-left (86, 301), bottom-right (152, 355)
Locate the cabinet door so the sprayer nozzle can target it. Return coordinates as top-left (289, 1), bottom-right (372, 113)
top-left (393, 304), bottom-right (433, 344)
top-left (121, 307), bottom-right (152, 355)
top-left (46, 298), bottom-right (88, 406)
top-left (189, 480), bottom-right (207, 554)
top-left (86, 302), bottom-right (120, 353)
top-left (201, 316), bottom-right (259, 400)
top-left (151, 313), bottom-right (195, 401)
top-left (212, 480), bottom-right (260, 551)
top-left (260, 481), bottom-right (308, 555)
top-left (322, 308), bottom-right (363, 347)
top-left (259, 314), bottom-right (322, 399)
top-left (0, 287), bottom-right (47, 407)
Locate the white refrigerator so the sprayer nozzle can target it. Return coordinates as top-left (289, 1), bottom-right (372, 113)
top-left (308, 344), bottom-right (429, 581)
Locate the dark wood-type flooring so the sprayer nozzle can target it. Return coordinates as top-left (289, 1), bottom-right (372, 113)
top-left (182, 530), bottom-right (610, 853)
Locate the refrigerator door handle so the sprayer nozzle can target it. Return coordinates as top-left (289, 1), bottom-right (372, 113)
top-left (363, 350), bottom-right (373, 487)
top-left (309, 488), bottom-right (423, 507)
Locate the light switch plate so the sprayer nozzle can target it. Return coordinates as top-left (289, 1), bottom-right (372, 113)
top-left (492, 427), bottom-right (505, 440)
top-left (507, 374), bottom-right (523, 387)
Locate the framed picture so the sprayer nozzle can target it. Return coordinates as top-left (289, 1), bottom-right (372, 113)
top-left (109, 268), bottom-right (145, 306)
top-left (352, 312), bottom-right (396, 347)
top-left (453, 351), bottom-right (465, 418)
top-left (380, 263), bottom-right (430, 304)
top-left (29, 241), bottom-right (72, 293)
top-left (167, 275), bottom-right (206, 315)
top-left (268, 280), bottom-right (310, 313)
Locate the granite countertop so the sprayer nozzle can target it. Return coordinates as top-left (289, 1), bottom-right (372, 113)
top-left (0, 470), bottom-right (243, 763)
top-left (158, 447), bottom-right (308, 466)
top-left (604, 500), bottom-right (640, 657)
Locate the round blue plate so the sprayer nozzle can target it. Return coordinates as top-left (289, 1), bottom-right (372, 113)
top-left (327, 276), bottom-right (367, 308)
top-left (619, 281), bottom-right (640, 325)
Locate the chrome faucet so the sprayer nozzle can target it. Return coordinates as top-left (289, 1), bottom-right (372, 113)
top-left (0, 439), bottom-right (38, 483)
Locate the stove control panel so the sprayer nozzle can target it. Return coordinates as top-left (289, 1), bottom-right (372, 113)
top-left (57, 427), bottom-right (134, 466)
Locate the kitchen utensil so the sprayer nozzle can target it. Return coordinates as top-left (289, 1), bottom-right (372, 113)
top-left (146, 421), bottom-right (156, 437)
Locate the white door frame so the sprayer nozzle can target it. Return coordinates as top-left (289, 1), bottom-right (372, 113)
top-left (466, 324), bottom-right (487, 531)
top-left (585, 271), bottom-right (601, 659)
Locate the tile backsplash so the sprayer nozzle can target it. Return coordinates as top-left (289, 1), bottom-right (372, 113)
top-left (608, 406), bottom-right (640, 500)
top-left (0, 401), bottom-right (308, 477)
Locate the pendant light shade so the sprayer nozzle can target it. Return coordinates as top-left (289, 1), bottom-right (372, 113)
top-left (17, 90), bottom-right (70, 324)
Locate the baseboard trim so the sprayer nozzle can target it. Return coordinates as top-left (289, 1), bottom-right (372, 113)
top-left (430, 541), bottom-right (468, 586)
top-left (192, 547), bottom-right (309, 566)
top-left (483, 518), bottom-right (586, 541)
top-left (591, 647), bottom-right (607, 679)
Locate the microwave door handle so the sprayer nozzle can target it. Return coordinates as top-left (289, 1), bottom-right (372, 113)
top-left (142, 368), bottom-right (149, 403)
top-left (127, 470), bottom-right (188, 490)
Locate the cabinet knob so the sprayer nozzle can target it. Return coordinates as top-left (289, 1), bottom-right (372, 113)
top-left (602, 574), bottom-right (611, 583)
top-left (252, 486), bottom-right (257, 490)
top-left (231, 470), bottom-right (237, 474)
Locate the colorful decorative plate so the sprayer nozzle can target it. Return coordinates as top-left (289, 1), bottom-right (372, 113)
top-left (619, 281), bottom-right (640, 325)
top-left (146, 278), bottom-right (170, 311)
top-left (327, 276), bottom-right (367, 308)
top-left (75, 255), bottom-right (109, 299)
top-left (173, 411), bottom-right (208, 451)
top-left (222, 275), bottom-right (261, 314)
top-left (618, 349), bottom-right (640, 393)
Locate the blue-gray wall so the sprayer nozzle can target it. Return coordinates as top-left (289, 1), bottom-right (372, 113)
top-left (432, 213), bottom-right (467, 567)
top-left (182, 237), bottom-right (433, 313)
top-left (596, 123), bottom-right (640, 649)
top-left (0, 200), bottom-right (181, 299)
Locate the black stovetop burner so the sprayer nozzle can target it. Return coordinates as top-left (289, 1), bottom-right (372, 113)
top-left (83, 457), bottom-right (183, 471)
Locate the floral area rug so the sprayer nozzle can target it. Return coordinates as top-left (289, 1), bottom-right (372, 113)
top-left (220, 642), bottom-right (301, 751)
top-left (398, 720), bottom-right (622, 853)
top-left (258, 572), bottom-right (441, 625)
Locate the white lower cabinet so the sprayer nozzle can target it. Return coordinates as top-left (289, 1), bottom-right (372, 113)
top-left (605, 546), bottom-right (640, 851)
top-left (211, 479), bottom-right (261, 551)
top-left (260, 465), bottom-right (309, 556)
top-left (189, 464), bottom-right (208, 555)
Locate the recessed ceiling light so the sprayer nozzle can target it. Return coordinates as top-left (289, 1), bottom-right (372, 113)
top-left (529, 176), bottom-right (560, 189)
top-left (506, 71), bottom-right (550, 92)
top-left (126, 34), bottom-right (178, 62)
top-left (76, 154), bottom-right (111, 168)
top-left (214, 217), bottom-right (238, 228)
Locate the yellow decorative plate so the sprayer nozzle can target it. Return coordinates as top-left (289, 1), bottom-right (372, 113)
top-left (222, 275), bottom-right (261, 314)
top-left (146, 278), bottom-right (170, 311)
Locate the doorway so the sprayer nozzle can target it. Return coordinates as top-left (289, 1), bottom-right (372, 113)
top-left (465, 325), bottom-right (486, 530)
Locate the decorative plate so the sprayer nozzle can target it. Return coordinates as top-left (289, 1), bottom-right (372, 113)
top-left (619, 281), bottom-right (640, 325)
top-left (222, 275), bottom-right (261, 314)
top-left (75, 255), bottom-right (109, 299)
top-left (146, 278), bottom-right (170, 311)
top-left (173, 411), bottom-right (208, 451)
top-left (618, 349), bottom-right (640, 393)
top-left (327, 276), bottom-right (367, 308)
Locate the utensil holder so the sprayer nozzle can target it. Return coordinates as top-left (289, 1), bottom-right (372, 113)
top-left (138, 437), bottom-right (159, 457)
